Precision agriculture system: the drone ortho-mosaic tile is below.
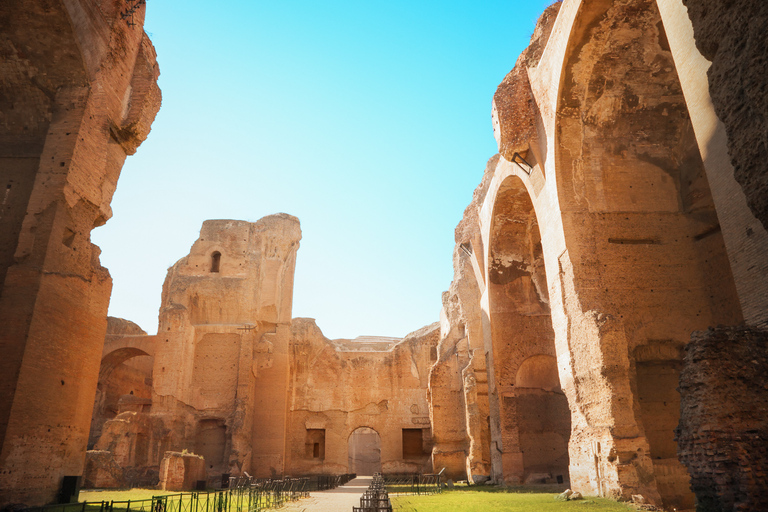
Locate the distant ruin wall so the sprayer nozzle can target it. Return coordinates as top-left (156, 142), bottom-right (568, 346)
top-left (676, 326), bottom-right (768, 512)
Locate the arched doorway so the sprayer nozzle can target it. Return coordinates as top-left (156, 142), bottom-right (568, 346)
top-left (90, 347), bottom-right (153, 449)
top-left (348, 427), bottom-right (382, 475)
top-left (487, 174), bottom-right (570, 485)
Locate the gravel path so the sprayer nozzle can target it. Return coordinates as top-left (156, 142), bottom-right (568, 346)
top-left (279, 476), bottom-right (372, 512)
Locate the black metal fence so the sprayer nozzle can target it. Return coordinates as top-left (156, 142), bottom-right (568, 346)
top-left (383, 473), bottom-right (442, 496)
top-left (23, 474), bottom-right (355, 512)
top-left (354, 474), bottom-right (392, 512)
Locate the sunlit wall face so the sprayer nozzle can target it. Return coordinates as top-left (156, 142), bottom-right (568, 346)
top-left (92, 0), bottom-right (557, 340)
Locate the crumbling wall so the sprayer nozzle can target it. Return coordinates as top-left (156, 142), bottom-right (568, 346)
top-left (159, 452), bottom-right (206, 491)
top-left (287, 319), bottom-right (438, 476)
top-left (676, 327), bottom-right (768, 512)
top-left (682, 0), bottom-right (768, 232)
top-left (427, 155), bottom-right (496, 483)
top-left (0, 0), bottom-right (160, 505)
top-left (90, 216), bottom-right (301, 483)
top-left (153, 216), bottom-right (301, 479)
top-left (552, 0), bottom-right (741, 507)
top-left (84, 451), bottom-right (125, 489)
top-left (89, 318), bottom-right (154, 449)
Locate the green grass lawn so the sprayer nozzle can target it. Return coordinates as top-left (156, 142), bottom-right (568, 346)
top-left (391, 486), bottom-right (636, 512)
top-left (80, 489), bottom-right (176, 502)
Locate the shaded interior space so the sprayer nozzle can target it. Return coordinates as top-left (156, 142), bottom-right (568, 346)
top-left (402, 428), bottom-right (425, 459)
top-left (634, 344), bottom-right (692, 511)
top-left (556, 0), bottom-right (744, 506)
top-left (195, 419), bottom-right (227, 472)
top-left (348, 427), bottom-right (381, 476)
top-left (515, 355), bottom-right (570, 484)
top-left (89, 348), bottom-right (153, 449)
top-left (306, 429), bottom-right (326, 460)
top-left (488, 175), bottom-right (569, 485)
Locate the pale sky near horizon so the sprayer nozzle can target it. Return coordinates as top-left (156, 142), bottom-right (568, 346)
top-left (93, 1), bottom-right (554, 340)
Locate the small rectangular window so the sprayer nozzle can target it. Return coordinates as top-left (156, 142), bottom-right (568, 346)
top-left (402, 428), bottom-right (424, 459)
top-left (313, 443), bottom-right (320, 458)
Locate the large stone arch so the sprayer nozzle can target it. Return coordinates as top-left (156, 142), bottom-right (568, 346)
top-left (99, 347), bottom-right (152, 383)
top-left (654, 0), bottom-right (768, 328)
top-left (482, 172), bottom-right (571, 486)
top-left (480, 0), bottom-right (765, 507)
top-left (548, 0), bottom-right (742, 508)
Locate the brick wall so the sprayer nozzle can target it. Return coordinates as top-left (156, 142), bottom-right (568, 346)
top-left (676, 326), bottom-right (768, 512)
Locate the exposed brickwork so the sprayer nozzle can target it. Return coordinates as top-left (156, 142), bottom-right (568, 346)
top-left (0, 0), bottom-right (160, 505)
top-left (676, 326), bottom-right (768, 512)
top-left (683, 0), bottom-right (768, 231)
top-left (492, 2), bottom-right (561, 163)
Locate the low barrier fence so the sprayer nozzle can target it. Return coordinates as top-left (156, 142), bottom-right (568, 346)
top-left (353, 474), bottom-right (392, 512)
top-left (23, 474), bottom-right (356, 512)
top-left (383, 473), bottom-right (441, 496)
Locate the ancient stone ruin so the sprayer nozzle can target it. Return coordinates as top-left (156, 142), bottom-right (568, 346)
top-left (0, 0), bottom-right (160, 506)
top-left (87, 216), bottom-right (439, 485)
top-left (1, 1), bottom-right (768, 511)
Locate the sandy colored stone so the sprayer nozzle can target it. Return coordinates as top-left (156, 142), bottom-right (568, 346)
top-left (88, 317), bottom-right (155, 450)
top-left (0, 0), bottom-right (160, 506)
top-left (159, 452), bottom-right (206, 491)
top-left (286, 319), bottom-right (439, 477)
top-left (428, 0), bottom-right (768, 509)
top-left (4, 1), bottom-right (768, 510)
top-left (84, 451), bottom-right (125, 489)
top-left (87, 217), bottom-right (441, 484)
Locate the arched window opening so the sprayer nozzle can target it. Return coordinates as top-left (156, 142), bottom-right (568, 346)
top-left (211, 252), bottom-right (221, 273)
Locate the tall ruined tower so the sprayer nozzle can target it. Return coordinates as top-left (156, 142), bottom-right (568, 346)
top-left (150, 215), bottom-right (301, 478)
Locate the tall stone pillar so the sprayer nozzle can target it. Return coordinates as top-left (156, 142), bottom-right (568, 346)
top-left (0, 0), bottom-right (160, 506)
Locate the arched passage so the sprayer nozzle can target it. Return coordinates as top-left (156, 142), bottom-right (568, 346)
top-left (487, 174), bottom-right (570, 485)
top-left (99, 347), bottom-right (151, 383)
top-left (348, 427), bottom-right (381, 476)
top-left (554, 0), bottom-right (743, 507)
top-left (89, 346), bottom-right (154, 449)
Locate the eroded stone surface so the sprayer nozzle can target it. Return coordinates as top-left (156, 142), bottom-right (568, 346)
top-left (676, 327), bottom-right (768, 512)
top-left (89, 217), bottom-right (440, 485)
top-left (683, 0), bottom-right (768, 231)
top-left (159, 452), bottom-right (206, 492)
top-left (429, 1), bottom-right (767, 510)
top-left (0, 0), bottom-right (160, 505)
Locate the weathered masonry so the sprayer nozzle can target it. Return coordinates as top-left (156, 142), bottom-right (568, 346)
top-left (88, 218), bottom-right (438, 487)
top-left (432, 1), bottom-right (768, 511)
top-left (2, 1), bottom-right (767, 511)
top-left (0, 0), bottom-right (160, 506)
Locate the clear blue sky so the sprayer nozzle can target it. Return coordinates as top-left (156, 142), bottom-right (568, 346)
top-left (93, 0), bottom-right (554, 339)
